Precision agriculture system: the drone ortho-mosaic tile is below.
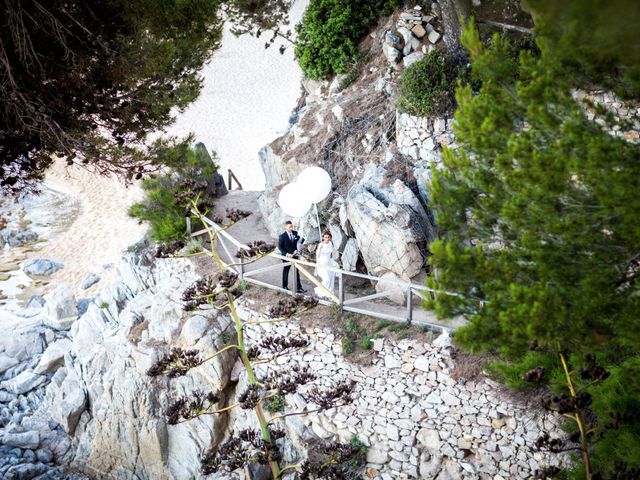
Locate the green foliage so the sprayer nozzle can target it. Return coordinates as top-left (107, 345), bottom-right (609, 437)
top-left (341, 315), bottom-right (373, 354)
top-left (99, 301), bottom-right (110, 309)
top-left (387, 322), bottom-right (409, 332)
top-left (375, 319), bottom-right (393, 332)
top-left (236, 280), bottom-right (249, 292)
top-left (578, 356), bottom-right (640, 478)
top-left (484, 351), bottom-right (562, 391)
top-left (262, 394), bottom-right (286, 413)
top-left (343, 435), bottom-right (368, 471)
top-left (426, 19), bottom-right (640, 477)
top-left (524, 0), bottom-right (640, 99)
top-left (129, 143), bottom-right (218, 243)
top-left (0, 0), bottom-right (222, 193)
top-left (397, 48), bottom-right (471, 117)
top-left (295, 0), bottom-right (401, 79)
top-left (185, 239), bottom-right (204, 255)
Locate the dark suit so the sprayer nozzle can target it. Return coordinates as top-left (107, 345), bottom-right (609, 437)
top-left (278, 230), bottom-right (302, 290)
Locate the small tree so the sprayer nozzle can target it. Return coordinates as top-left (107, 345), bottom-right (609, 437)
top-left (129, 143), bottom-right (219, 243)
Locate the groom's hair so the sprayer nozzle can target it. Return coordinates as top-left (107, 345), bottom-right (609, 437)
top-left (285, 220), bottom-right (293, 226)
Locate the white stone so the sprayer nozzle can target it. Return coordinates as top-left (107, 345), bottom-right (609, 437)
top-left (414, 355), bottom-right (430, 372)
top-left (1, 370), bottom-right (46, 394)
top-left (43, 282), bottom-right (78, 330)
top-left (34, 339), bottom-right (72, 374)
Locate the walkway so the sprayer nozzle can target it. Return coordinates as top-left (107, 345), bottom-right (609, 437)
top-left (198, 190), bottom-right (464, 332)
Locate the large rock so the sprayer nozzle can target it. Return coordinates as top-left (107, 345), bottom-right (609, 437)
top-left (34, 339), bottom-right (72, 374)
top-left (341, 238), bottom-right (359, 272)
top-left (43, 283), bottom-right (78, 330)
top-left (2, 431), bottom-right (40, 449)
top-left (80, 273), bottom-right (100, 290)
top-left (417, 427), bottom-right (441, 451)
top-left (50, 372), bottom-right (87, 435)
top-left (194, 142), bottom-right (228, 198)
top-left (22, 259), bottom-right (64, 276)
top-left (1, 370), bottom-right (46, 394)
top-left (346, 163), bottom-right (436, 279)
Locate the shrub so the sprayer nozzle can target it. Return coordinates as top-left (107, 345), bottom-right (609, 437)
top-left (295, 0), bottom-right (401, 80)
top-left (129, 143), bottom-right (218, 243)
top-left (262, 393), bottom-right (286, 413)
top-left (397, 49), bottom-right (471, 117)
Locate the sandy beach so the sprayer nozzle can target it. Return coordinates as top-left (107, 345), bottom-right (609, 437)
top-left (31, 160), bottom-right (147, 296)
top-left (3, 3), bottom-right (307, 301)
top-left (165, 0), bottom-right (308, 190)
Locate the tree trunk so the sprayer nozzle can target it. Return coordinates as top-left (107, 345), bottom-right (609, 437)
top-left (438, 0), bottom-right (472, 52)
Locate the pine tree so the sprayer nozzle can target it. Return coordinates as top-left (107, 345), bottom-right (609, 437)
top-left (426, 21), bottom-right (640, 477)
top-left (0, 0), bottom-right (223, 193)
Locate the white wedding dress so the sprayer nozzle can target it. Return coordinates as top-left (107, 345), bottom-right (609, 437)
top-left (314, 242), bottom-right (338, 298)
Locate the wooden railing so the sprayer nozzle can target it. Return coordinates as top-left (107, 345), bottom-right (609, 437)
top-left (227, 169), bottom-right (243, 190)
top-left (190, 210), bottom-right (456, 332)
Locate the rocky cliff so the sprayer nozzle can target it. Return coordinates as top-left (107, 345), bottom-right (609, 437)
top-left (1, 248), bottom-right (569, 479)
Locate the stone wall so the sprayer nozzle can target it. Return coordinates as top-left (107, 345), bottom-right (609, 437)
top-left (234, 301), bottom-right (568, 480)
top-left (396, 112), bottom-right (454, 163)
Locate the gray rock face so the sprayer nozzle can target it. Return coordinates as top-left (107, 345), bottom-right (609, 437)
top-left (1, 371), bottom-right (46, 395)
top-left (43, 283), bottom-right (78, 330)
top-left (80, 273), bottom-right (100, 290)
top-left (22, 259), bottom-right (64, 276)
top-left (50, 373), bottom-right (86, 435)
top-left (5, 230), bottom-right (39, 247)
top-left (341, 238), bottom-right (359, 272)
top-left (2, 431), bottom-right (40, 449)
top-left (346, 163), bottom-right (436, 280)
top-left (34, 339), bottom-right (71, 374)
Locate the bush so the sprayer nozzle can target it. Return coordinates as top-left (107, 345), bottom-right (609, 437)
top-left (129, 143), bottom-right (218, 243)
top-left (262, 393), bottom-right (286, 413)
top-left (295, 0), bottom-right (401, 80)
top-left (397, 49), bottom-right (471, 117)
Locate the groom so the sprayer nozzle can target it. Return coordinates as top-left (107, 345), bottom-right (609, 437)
top-left (278, 221), bottom-right (306, 293)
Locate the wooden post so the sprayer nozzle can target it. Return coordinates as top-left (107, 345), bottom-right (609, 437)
top-left (186, 217), bottom-right (191, 236)
top-left (338, 272), bottom-right (344, 311)
top-left (406, 286), bottom-right (413, 326)
top-left (227, 169), bottom-right (232, 190)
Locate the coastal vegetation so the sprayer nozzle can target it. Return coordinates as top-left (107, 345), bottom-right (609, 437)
top-left (0, 0), bottom-right (223, 194)
top-left (129, 143), bottom-right (219, 243)
top-left (426, 13), bottom-right (640, 479)
top-left (295, 0), bottom-right (401, 79)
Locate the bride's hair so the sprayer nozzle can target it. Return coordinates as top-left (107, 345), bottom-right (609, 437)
top-left (322, 230), bottom-right (332, 239)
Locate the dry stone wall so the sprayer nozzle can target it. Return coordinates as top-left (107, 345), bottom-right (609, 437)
top-left (234, 301), bottom-right (568, 480)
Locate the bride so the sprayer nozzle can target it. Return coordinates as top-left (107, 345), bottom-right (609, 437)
top-left (314, 231), bottom-right (339, 298)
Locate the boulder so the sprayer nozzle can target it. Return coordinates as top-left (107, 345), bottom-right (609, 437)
top-left (2, 431), bottom-right (40, 449)
top-left (403, 51), bottom-right (425, 68)
top-left (50, 373), bottom-right (87, 435)
top-left (6, 230), bottom-right (39, 247)
top-left (43, 283), bottom-right (77, 330)
top-left (398, 26), bottom-right (414, 56)
top-left (428, 29), bottom-right (441, 44)
top-left (346, 163), bottom-right (436, 279)
top-left (411, 23), bottom-right (427, 38)
top-left (341, 238), bottom-right (359, 272)
top-left (34, 339), bottom-right (72, 374)
top-left (22, 259), bottom-right (63, 276)
top-left (382, 42), bottom-right (402, 64)
top-left (0, 354), bottom-right (19, 374)
top-left (1, 370), bottom-right (46, 395)
top-left (80, 273), bottom-right (100, 290)
top-left (384, 31), bottom-right (402, 49)
top-left (1, 331), bottom-right (45, 363)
